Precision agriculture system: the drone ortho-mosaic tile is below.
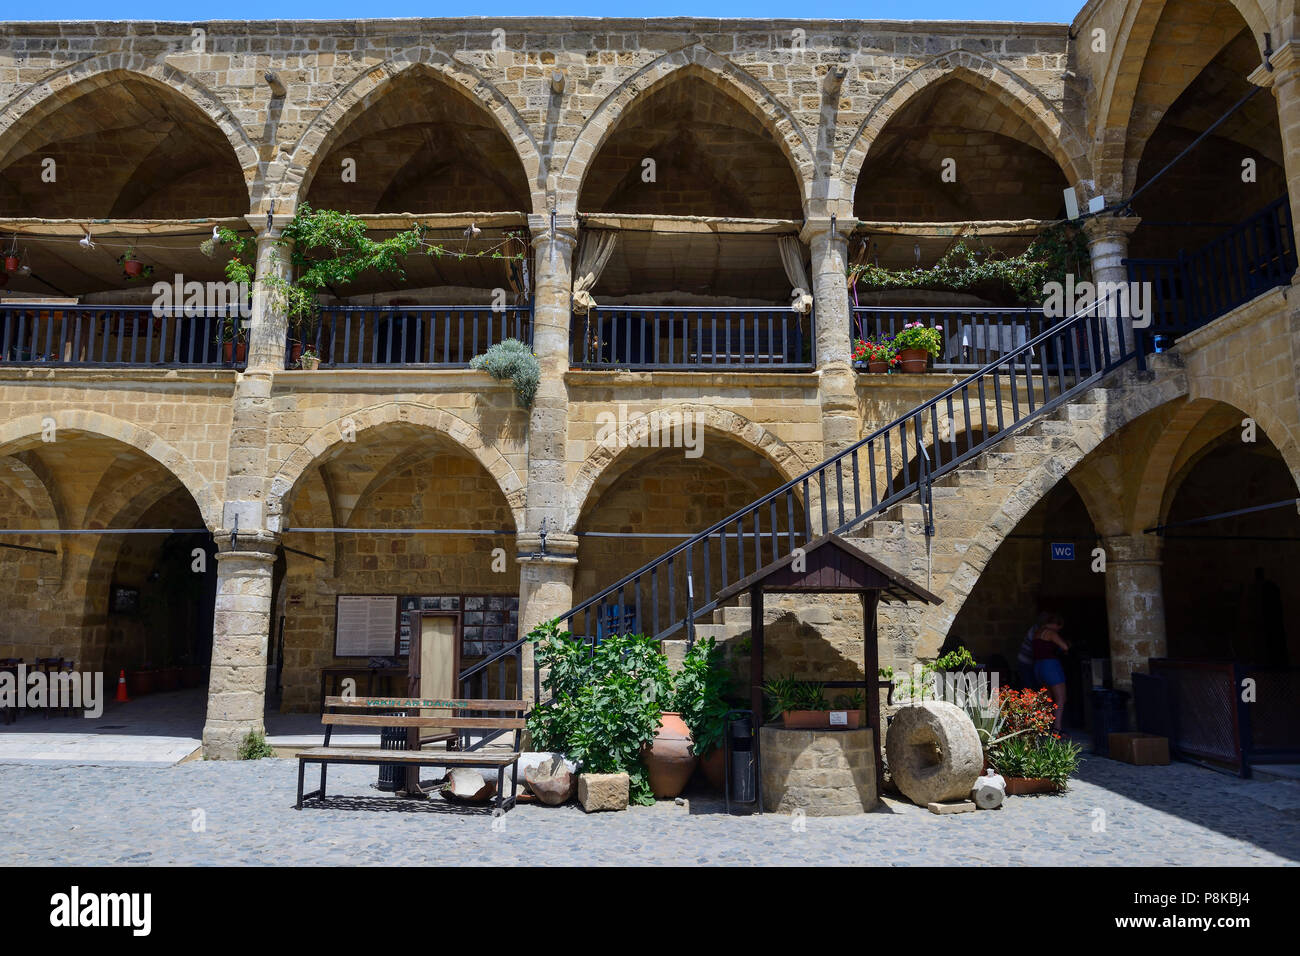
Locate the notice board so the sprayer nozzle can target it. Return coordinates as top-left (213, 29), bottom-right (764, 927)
top-left (335, 595), bottom-right (398, 657)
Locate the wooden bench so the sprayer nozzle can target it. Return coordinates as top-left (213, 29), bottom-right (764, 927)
top-left (295, 696), bottom-right (527, 813)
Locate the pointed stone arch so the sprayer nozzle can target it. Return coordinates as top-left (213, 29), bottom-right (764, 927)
top-left (558, 47), bottom-right (816, 214)
top-left (268, 402), bottom-right (527, 533)
top-left (0, 60), bottom-right (260, 208)
top-left (0, 412), bottom-right (221, 532)
top-left (565, 404), bottom-right (809, 532)
top-left (277, 51), bottom-right (545, 214)
top-left (839, 50), bottom-right (1089, 201)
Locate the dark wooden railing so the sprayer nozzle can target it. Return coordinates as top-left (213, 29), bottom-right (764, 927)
top-left (852, 306), bottom-right (1051, 371)
top-left (1124, 195), bottom-right (1297, 341)
top-left (570, 306), bottom-right (814, 370)
top-left (0, 304), bottom-right (247, 368)
top-left (302, 305), bottom-right (532, 368)
top-left (467, 301), bottom-right (1140, 701)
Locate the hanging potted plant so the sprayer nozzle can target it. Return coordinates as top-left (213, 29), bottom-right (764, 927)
top-left (3, 253), bottom-right (19, 273)
top-left (892, 321), bottom-right (943, 373)
top-left (116, 248), bottom-right (153, 281)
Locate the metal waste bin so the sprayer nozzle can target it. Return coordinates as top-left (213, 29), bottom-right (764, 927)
top-left (1089, 689), bottom-right (1130, 756)
top-left (377, 711), bottom-right (407, 791)
top-left (724, 711), bottom-right (760, 812)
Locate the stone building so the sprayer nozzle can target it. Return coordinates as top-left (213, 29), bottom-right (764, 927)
top-left (0, 4), bottom-right (1297, 760)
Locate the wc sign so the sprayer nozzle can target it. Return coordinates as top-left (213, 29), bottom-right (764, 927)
top-left (1050, 542), bottom-right (1075, 561)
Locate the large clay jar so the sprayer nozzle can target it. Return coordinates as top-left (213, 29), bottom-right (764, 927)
top-left (898, 348), bottom-right (930, 373)
top-left (644, 712), bottom-right (698, 799)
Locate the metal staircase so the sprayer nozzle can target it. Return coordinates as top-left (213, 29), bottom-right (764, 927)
top-left (460, 303), bottom-right (1146, 702)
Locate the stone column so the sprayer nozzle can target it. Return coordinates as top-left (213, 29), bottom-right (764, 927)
top-left (244, 214), bottom-right (294, 371)
top-left (516, 531), bottom-right (578, 704)
top-left (202, 535), bottom-right (279, 758)
top-left (1082, 216), bottom-right (1141, 361)
top-left (1251, 44), bottom-right (1300, 276)
top-left (525, 213), bottom-right (577, 537)
top-left (517, 216), bottom-right (578, 701)
top-left (803, 217), bottom-right (859, 460)
top-left (1102, 533), bottom-right (1167, 696)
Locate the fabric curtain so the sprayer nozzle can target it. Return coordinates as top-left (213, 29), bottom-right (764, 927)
top-left (779, 236), bottom-right (813, 313)
top-left (504, 232), bottom-right (530, 302)
top-left (571, 230), bottom-right (617, 315)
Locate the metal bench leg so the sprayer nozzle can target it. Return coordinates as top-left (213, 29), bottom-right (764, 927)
top-left (496, 766), bottom-right (505, 811)
top-left (320, 762), bottom-right (328, 800)
top-left (296, 760), bottom-right (305, 810)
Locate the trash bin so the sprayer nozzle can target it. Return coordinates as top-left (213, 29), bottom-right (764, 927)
top-left (726, 714), bottom-right (757, 807)
top-left (377, 712), bottom-right (407, 792)
top-left (1090, 689), bottom-right (1130, 756)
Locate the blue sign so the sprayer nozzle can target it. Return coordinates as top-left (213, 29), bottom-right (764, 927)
top-left (1050, 542), bottom-right (1075, 561)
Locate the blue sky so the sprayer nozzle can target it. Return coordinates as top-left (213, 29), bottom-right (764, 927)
top-left (14, 1), bottom-right (1081, 23)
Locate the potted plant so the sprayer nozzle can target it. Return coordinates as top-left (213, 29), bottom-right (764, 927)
top-left (854, 336), bottom-right (899, 373)
top-left (892, 321), bottom-right (943, 373)
top-left (763, 676), bottom-right (863, 729)
top-left (985, 687), bottom-right (1082, 794)
top-left (216, 315), bottom-right (247, 364)
top-left (672, 637), bottom-right (733, 790)
top-left (300, 346), bottom-right (320, 371)
top-left (128, 665), bottom-right (155, 697)
top-left (526, 623), bottom-right (670, 805)
top-left (4, 252), bottom-right (20, 273)
top-left (116, 249), bottom-right (153, 280)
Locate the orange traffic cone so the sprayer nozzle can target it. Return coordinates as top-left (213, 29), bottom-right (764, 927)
top-left (115, 669), bottom-right (130, 703)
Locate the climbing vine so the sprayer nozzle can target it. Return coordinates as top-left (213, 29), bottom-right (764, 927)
top-left (852, 223), bottom-right (1091, 306)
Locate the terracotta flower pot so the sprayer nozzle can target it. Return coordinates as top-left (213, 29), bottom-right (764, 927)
top-left (288, 341), bottom-right (303, 364)
top-left (128, 670), bottom-right (155, 697)
top-left (155, 668), bottom-right (181, 693)
top-left (643, 711), bottom-right (697, 799)
top-left (223, 341), bottom-right (247, 364)
top-left (898, 347), bottom-right (930, 373)
top-left (1003, 776), bottom-right (1060, 796)
top-left (122, 259), bottom-right (144, 278)
top-left (867, 360), bottom-right (888, 373)
top-left (301, 355), bottom-right (320, 371)
top-left (700, 747), bottom-right (726, 791)
top-left (781, 709), bottom-right (830, 729)
top-left (4, 256), bottom-right (20, 273)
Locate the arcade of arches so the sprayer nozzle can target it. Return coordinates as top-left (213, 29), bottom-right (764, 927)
top-left (0, 5), bottom-right (1298, 758)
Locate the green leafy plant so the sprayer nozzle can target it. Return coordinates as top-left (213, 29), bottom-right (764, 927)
top-left (526, 621), bottom-right (671, 805)
top-left (470, 338), bottom-right (540, 408)
top-left (761, 675), bottom-right (828, 721)
top-left (672, 637), bottom-right (732, 758)
top-left (851, 225), bottom-right (1090, 306)
top-left (237, 730), bottom-right (275, 760)
top-left (892, 321), bottom-right (944, 358)
top-left (988, 733), bottom-right (1081, 789)
top-left (116, 248), bottom-right (154, 281)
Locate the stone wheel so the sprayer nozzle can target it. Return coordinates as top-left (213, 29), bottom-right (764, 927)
top-left (885, 701), bottom-right (983, 806)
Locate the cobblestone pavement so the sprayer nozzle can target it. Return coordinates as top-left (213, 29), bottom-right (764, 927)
top-left (1, 755), bottom-right (1298, 866)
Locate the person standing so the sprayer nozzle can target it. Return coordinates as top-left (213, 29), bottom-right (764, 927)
top-left (1032, 613), bottom-right (1070, 731)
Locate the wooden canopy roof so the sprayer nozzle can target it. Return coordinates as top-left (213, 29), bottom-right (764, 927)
top-left (713, 533), bottom-right (942, 605)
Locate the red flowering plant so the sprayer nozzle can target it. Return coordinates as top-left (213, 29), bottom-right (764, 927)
top-left (984, 687), bottom-right (1081, 787)
top-left (852, 336), bottom-right (899, 367)
top-left (997, 687), bottom-right (1058, 738)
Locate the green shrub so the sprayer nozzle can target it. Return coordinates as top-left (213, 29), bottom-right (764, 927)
top-left (988, 733), bottom-right (1082, 789)
top-left (672, 637), bottom-right (732, 758)
top-left (470, 338), bottom-right (540, 409)
top-left (237, 730), bottom-right (275, 760)
top-left (526, 622), bottom-right (672, 805)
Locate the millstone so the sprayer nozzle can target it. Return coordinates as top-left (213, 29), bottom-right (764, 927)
top-left (885, 701), bottom-right (983, 807)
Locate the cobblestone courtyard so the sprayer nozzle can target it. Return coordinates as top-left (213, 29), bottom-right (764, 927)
top-left (1, 756), bottom-right (1297, 866)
